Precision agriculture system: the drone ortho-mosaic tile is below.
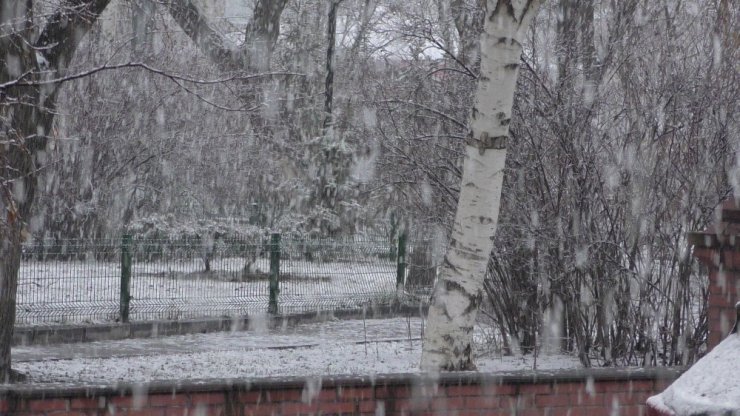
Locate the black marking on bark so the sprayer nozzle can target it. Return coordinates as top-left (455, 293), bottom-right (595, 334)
top-left (454, 248), bottom-right (487, 262)
top-left (504, 62), bottom-right (520, 71)
top-left (465, 132), bottom-right (508, 154)
top-left (496, 37), bottom-right (523, 49)
top-left (500, 117), bottom-right (511, 126)
top-left (441, 344), bottom-right (476, 371)
top-left (479, 216), bottom-right (493, 225)
top-left (463, 291), bottom-right (483, 315)
top-left (519, 0), bottom-right (538, 28)
top-left (442, 305), bottom-right (453, 320)
top-left (444, 279), bottom-right (467, 294)
top-left (490, 0), bottom-right (517, 23)
top-left (443, 257), bottom-right (460, 274)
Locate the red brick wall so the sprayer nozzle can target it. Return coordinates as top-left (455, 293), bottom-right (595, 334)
top-left (0, 370), bottom-right (680, 416)
top-left (694, 247), bottom-right (740, 350)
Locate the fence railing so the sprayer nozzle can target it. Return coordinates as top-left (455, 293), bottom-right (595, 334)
top-left (16, 234), bottom-right (436, 326)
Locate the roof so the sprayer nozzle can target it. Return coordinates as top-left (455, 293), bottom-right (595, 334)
top-left (647, 302), bottom-right (740, 415)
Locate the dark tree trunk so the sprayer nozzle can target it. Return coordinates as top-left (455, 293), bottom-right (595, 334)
top-left (0, 0), bottom-right (111, 382)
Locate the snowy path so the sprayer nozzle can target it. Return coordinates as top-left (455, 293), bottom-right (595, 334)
top-left (12, 318), bottom-right (422, 362)
top-left (12, 318), bottom-right (582, 384)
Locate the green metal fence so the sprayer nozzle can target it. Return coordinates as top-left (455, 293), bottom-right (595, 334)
top-left (16, 234), bottom-right (436, 326)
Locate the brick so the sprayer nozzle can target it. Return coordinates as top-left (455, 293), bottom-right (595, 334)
top-left (464, 395), bottom-right (499, 409)
top-left (253, 408), bottom-right (284, 416)
top-left (628, 380), bottom-right (657, 393)
top-left (516, 409), bottom-right (545, 416)
top-left (653, 380), bottom-right (674, 391)
top-left (552, 382), bottom-right (585, 394)
top-left (445, 385), bottom-right (481, 397)
top-left (583, 405), bottom-right (617, 416)
top-left (189, 392), bottom-right (225, 406)
top-left (238, 391), bottom-right (264, 404)
top-left (69, 398), bottom-right (102, 410)
top-left (556, 407), bottom-right (589, 416)
top-left (0, 400), bottom-right (7, 412)
top-left (374, 386), bottom-right (392, 399)
top-left (315, 400), bottom-right (356, 414)
top-left (242, 402), bottom-right (274, 415)
top-left (336, 387), bottom-right (373, 400)
top-left (480, 383), bottom-right (517, 395)
top-left (281, 400), bottom-right (318, 414)
top-left (264, 389), bottom-right (302, 402)
top-left (28, 398), bottom-right (69, 412)
top-left (709, 294), bottom-right (733, 306)
top-left (594, 381), bottom-right (630, 393)
top-left (431, 396), bottom-right (465, 410)
top-left (724, 254), bottom-right (740, 270)
top-left (308, 388), bottom-right (335, 402)
top-left (125, 408), bottom-right (167, 416)
top-left (111, 395), bottom-right (134, 408)
top-left (394, 397), bottom-right (430, 413)
top-left (188, 405), bottom-right (225, 416)
top-left (609, 391), bottom-right (652, 406)
top-left (244, 407), bottom-right (276, 416)
top-left (519, 383), bottom-right (553, 394)
top-left (535, 393), bottom-right (571, 407)
top-left (375, 385), bottom-right (412, 399)
top-left (410, 384), bottom-right (440, 400)
top-left (0, 377), bottom-right (675, 416)
top-left (545, 408), bottom-right (574, 416)
top-left (519, 393), bottom-right (539, 409)
top-left (447, 411), bottom-right (484, 416)
top-left (571, 391), bottom-right (606, 406)
top-left (357, 399), bottom-right (376, 413)
top-left (149, 394), bottom-right (189, 407)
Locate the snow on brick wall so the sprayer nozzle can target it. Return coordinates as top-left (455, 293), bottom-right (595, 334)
top-left (0, 370), bottom-right (680, 416)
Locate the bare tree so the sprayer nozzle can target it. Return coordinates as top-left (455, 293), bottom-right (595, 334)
top-left (484, 0), bottom-right (737, 366)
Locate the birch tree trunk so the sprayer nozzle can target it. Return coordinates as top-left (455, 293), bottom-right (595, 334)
top-left (420, 0), bottom-right (542, 371)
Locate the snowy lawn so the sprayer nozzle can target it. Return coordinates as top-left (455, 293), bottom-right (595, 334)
top-left (16, 258), bottom-right (399, 325)
top-left (12, 318), bottom-right (581, 384)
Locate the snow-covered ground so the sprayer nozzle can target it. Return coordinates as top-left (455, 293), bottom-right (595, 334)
top-left (12, 318), bottom-right (581, 384)
top-left (16, 258), bottom-right (400, 325)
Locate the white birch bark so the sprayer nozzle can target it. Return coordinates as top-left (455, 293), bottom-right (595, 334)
top-left (421, 0), bottom-right (542, 371)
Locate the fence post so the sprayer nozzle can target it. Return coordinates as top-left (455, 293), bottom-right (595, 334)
top-left (269, 233), bottom-right (281, 314)
top-left (396, 232), bottom-right (407, 292)
top-left (389, 216), bottom-right (398, 261)
top-left (120, 234), bottom-right (132, 323)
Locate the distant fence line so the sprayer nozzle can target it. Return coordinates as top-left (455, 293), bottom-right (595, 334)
top-left (16, 234), bottom-right (436, 326)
